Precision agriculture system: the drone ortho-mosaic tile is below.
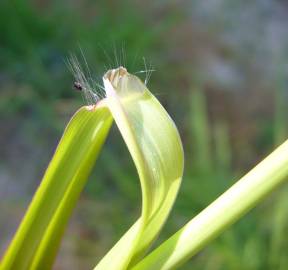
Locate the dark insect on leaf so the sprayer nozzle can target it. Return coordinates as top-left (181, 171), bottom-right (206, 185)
top-left (73, 82), bottom-right (83, 91)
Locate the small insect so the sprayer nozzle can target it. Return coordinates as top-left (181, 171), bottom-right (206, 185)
top-left (67, 53), bottom-right (105, 105)
top-left (73, 81), bottom-right (83, 91)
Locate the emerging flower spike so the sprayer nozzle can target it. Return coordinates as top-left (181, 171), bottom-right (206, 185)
top-left (68, 54), bottom-right (155, 106)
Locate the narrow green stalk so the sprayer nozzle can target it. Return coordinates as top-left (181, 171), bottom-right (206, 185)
top-left (133, 139), bottom-right (288, 270)
top-left (274, 62), bottom-right (287, 146)
top-left (214, 120), bottom-right (231, 173)
top-left (190, 89), bottom-right (212, 171)
top-left (269, 187), bottom-right (288, 269)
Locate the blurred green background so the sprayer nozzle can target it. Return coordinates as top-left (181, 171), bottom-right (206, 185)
top-left (1, 0), bottom-right (288, 269)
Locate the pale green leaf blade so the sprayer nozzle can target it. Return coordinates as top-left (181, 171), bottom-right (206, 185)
top-left (1, 106), bottom-right (113, 270)
top-left (133, 139), bottom-right (288, 270)
top-left (94, 68), bottom-right (184, 270)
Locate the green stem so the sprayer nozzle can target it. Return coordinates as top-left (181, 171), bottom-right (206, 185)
top-left (133, 139), bottom-right (288, 270)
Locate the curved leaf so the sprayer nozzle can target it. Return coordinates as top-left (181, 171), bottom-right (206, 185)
top-left (94, 68), bottom-right (184, 269)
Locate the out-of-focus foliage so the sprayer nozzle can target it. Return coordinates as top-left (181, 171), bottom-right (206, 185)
top-left (0, 0), bottom-right (288, 269)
